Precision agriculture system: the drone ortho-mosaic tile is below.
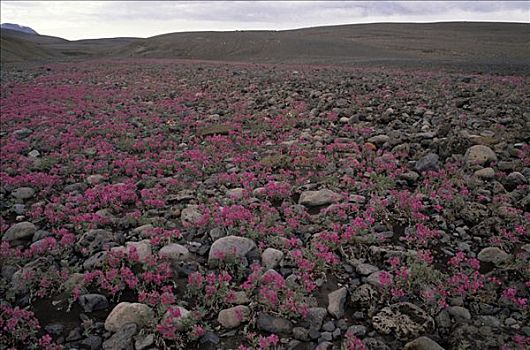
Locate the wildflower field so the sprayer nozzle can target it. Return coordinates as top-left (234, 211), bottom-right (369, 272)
top-left (1, 60), bottom-right (528, 350)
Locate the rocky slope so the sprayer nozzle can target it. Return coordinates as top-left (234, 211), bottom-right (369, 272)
top-left (2, 22), bottom-right (529, 75)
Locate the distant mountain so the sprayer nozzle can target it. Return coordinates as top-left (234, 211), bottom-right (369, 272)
top-left (1, 23), bottom-right (38, 35)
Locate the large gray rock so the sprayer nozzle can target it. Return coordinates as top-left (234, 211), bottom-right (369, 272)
top-left (372, 302), bottom-right (435, 340)
top-left (327, 287), bottom-right (347, 319)
top-left (208, 235), bottom-right (256, 265)
top-left (159, 243), bottom-right (190, 262)
top-left (3, 221), bottom-right (37, 241)
top-left (299, 189), bottom-right (341, 207)
top-left (477, 247), bottom-right (511, 265)
top-left (415, 153), bottom-right (439, 172)
top-left (474, 167), bottom-right (495, 179)
top-left (257, 313), bottom-right (293, 334)
top-left (368, 134), bottom-right (390, 145)
top-left (465, 145), bottom-right (497, 165)
top-left (104, 302), bottom-right (154, 332)
top-left (261, 248), bottom-right (284, 269)
top-left (217, 305), bottom-right (250, 329)
top-left (11, 187), bottom-right (35, 200)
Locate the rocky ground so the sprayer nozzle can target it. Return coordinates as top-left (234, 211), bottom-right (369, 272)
top-left (0, 60), bottom-right (529, 350)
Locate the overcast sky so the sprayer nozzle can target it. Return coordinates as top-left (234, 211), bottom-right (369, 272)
top-left (1, 1), bottom-right (529, 40)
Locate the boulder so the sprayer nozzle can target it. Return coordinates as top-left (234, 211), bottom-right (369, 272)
top-left (104, 302), bottom-right (154, 332)
top-left (208, 235), bottom-right (256, 265)
top-left (299, 189), bottom-right (341, 207)
top-left (2, 221), bottom-right (37, 241)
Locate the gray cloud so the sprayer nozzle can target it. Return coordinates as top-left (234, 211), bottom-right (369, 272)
top-left (1, 1), bottom-right (528, 39)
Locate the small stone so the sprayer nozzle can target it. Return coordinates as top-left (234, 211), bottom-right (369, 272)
top-left (435, 310), bottom-right (451, 329)
top-left (28, 149), bottom-right (40, 158)
top-left (319, 331), bottom-right (333, 342)
top-left (415, 153), bottom-right (439, 172)
top-left (217, 305), bottom-right (250, 328)
top-left (11, 187), bottom-right (35, 200)
top-left (3, 221), bottom-right (37, 241)
top-left (305, 307), bottom-right (327, 331)
top-left (322, 321), bottom-right (335, 332)
top-left (83, 251), bottom-right (108, 270)
top-left (400, 171), bottom-right (420, 183)
top-left (332, 328), bottom-right (341, 339)
top-left (76, 229), bottom-right (118, 256)
top-left (86, 174), bottom-right (105, 185)
top-left (474, 167), bottom-right (495, 179)
top-left (13, 128), bottom-right (32, 139)
top-left (293, 327), bottom-right (310, 341)
top-left (79, 294), bottom-right (109, 313)
top-left (111, 240), bottom-right (152, 263)
top-left (477, 247), bottom-right (511, 265)
top-left (465, 145), bottom-right (497, 166)
top-left (104, 302), bottom-right (154, 332)
top-left (82, 335), bottom-right (103, 350)
top-left (315, 341), bottom-right (333, 350)
top-left (45, 323), bottom-right (65, 336)
top-left (159, 243), bottom-right (190, 262)
top-left (356, 263), bottom-right (379, 276)
top-left (226, 188), bottom-right (245, 200)
top-left (309, 329), bottom-right (321, 340)
top-left (504, 171), bottom-right (527, 190)
top-left (477, 315), bottom-right (501, 328)
top-left (346, 325), bottom-right (367, 337)
top-left (134, 333), bottom-right (154, 350)
top-left (208, 235), bottom-right (256, 266)
top-left (403, 336), bottom-right (445, 350)
top-left (161, 306), bottom-right (191, 331)
top-left (447, 306), bottom-right (471, 321)
top-left (200, 331), bottom-right (220, 345)
top-left (262, 248), bottom-right (284, 269)
top-left (366, 271), bottom-right (393, 288)
top-left (327, 287), bottom-right (347, 319)
top-left (181, 204), bottom-right (203, 226)
top-left (12, 204), bottom-right (26, 215)
top-left (257, 313), bottom-right (293, 334)
top-left (350, 284), bottom-right (379, 307)
top-left (102, 323), bottom-right (137, 350)
top-left (209, 227), bottom-right (225, 240)
top-left (368, 135), bottom-right (390, 145)
top-left (229, 291), bottom-right (250, 305)
top-left (132, 224), bottom-right (154, 236)
top-left (299, 189), bottom-right (341, 207)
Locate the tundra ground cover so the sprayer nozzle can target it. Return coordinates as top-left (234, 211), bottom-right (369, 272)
top-left (0, 60), bottom-right (529, 350)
